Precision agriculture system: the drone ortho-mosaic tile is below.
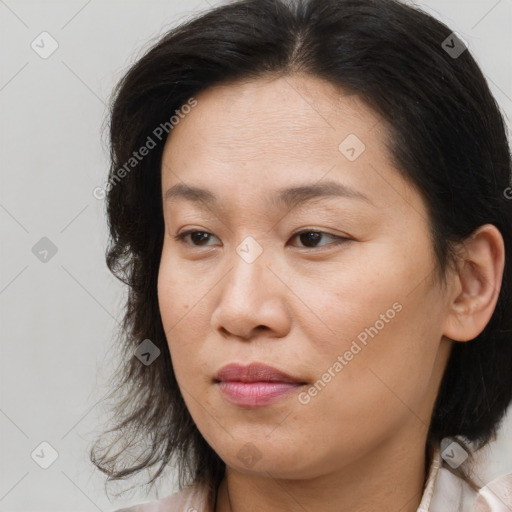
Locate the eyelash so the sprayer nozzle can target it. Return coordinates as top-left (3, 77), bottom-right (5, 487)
top-left (173, 229), bottom-right (351, 250)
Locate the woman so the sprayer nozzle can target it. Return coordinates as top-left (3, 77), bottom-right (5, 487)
top-left (90, 0), bottom-right (512, 510)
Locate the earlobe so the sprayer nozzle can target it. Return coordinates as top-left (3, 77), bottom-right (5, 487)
top-left (442, 224), bottom-right (505, 343)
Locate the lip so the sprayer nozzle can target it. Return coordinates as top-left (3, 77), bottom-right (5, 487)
top-left (214, 363), bottom-right (306, 407)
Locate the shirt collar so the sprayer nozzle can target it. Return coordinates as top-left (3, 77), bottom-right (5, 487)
top-left (416, 445), bottom-right (443, 512)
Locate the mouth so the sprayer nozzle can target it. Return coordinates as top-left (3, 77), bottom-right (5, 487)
top-left (214, 362), bottom-right (307, 407)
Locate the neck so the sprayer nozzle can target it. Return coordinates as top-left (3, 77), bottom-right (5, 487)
top-left (215, 429), bottom-right (431, 512)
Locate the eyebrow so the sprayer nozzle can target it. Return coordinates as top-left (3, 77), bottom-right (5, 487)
top-left (163, 180), bottom-right (373, 210)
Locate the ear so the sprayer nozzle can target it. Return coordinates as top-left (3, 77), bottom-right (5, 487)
top-left (442, 224), bottom-right (505, 342)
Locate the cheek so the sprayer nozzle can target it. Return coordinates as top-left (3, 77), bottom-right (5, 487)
top-left (303, 255), bottom-right (406, 360)
top-left (157, 257), bottom-right (212, 384)
top-left (157, 250), bottom-right (202, 330)
top-left (306, 255), bottom-right (441, 418)
top-left (320, 294), bottom-right (441, 430)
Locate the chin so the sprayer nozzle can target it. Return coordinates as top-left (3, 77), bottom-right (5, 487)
top-left (215, 440), bottom-right (320, 479)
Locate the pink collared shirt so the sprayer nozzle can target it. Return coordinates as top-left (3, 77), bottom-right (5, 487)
top-left (115, 445), bottom-right (512, 512)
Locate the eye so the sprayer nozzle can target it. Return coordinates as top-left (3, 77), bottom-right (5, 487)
top-left (174, 229), bottom-right (350, 249)
top-left (290, 229), bottom-right (350, 249)
top-left (174, 230), bottom-right (220, 247)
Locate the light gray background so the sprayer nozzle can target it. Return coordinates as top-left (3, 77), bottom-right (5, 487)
top-left (1, 0), bottom-right (511, 510)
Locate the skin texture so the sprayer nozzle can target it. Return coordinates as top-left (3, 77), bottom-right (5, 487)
top-left (157, 74), bottom-right (505, 512)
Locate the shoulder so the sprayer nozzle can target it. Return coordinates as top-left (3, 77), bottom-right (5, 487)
top-left (472, 474), bottom-right (512, 511)
top-left (426, 440), bottom-right (512, 512)
top-left (113, 482), bottom-right (210, 512)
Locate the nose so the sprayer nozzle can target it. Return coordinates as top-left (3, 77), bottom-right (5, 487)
top-left (210, 241), bottom-right (292, 341)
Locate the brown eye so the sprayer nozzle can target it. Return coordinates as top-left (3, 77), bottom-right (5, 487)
top-left (174, 230), bottom-right (219, 246)
top-left (290, 230), bottom-right (350, 248)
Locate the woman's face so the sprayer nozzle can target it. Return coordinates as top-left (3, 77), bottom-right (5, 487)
top-left (157, 74), bottom-right (453, 479)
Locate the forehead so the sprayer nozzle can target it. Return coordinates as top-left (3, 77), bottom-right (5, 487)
top-left (162, 73), bottom-right (388, 167)
top-left (159, 73), bottom-right (417, 216)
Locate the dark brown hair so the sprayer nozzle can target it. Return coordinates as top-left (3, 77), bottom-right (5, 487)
top-left (90, 0), bottom-right (512, 506)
